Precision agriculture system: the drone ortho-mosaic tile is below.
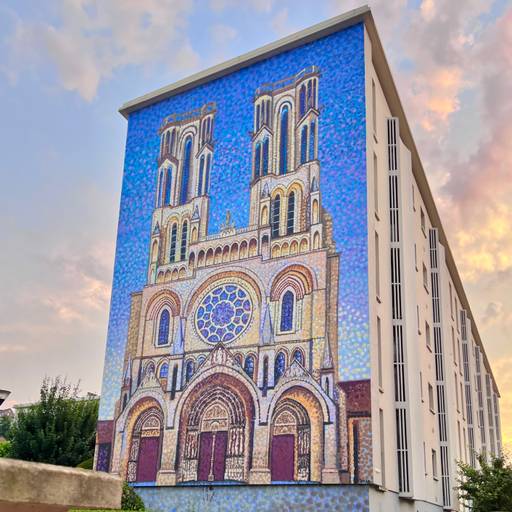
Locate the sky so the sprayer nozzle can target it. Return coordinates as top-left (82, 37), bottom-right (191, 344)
top-left (0, 0), bottom-right (510, 448)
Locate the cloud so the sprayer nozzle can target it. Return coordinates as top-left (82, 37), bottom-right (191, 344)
top-left (209, 0), bottom-right (275, 13)
top-left (6, 0), bottom-right (199, 101)
top-left (209, 24), bottom-right (238, 46)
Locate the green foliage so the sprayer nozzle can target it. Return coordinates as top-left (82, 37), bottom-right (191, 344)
top-left (8, 377), bottom-right (98, 467)
top-left (121, 482), bottom-right (145, 510)
top-left (458, 452), bottom-right (512, 512)
top-left (76, 457), bottom-right (94, 469)
top-left (0, 440), bottom-right (11, 457)
top-left (0, 415), bottom-right (13, 439)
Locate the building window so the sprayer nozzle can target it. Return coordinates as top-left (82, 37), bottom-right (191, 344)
top-left (262, 137), bottom-right (269, 175)
top-left (432, 449), bottom-right (438, 480)
top-left (205, 154), bottom-right (211, 193)
top-left (244, 355), bottom-right (255, 380)
top-left (198, 156), bottom-right (205, 195)
top-left (309, 120), bottom-right (316, 161)
top-left (256, 104), bottom-right (260, 130)
top-left (300, 125), bottom-right (308, 164)
top-left (417, 305), bottom-right (421, 334)
top-left (414, 243), bottom-right (418, 271)
top-left (169, 223), bottom-right (178, 262)
top-left (185, 360), bottom-right (194, 383)
top-left (180, 136), bottom-right (193, 204)
top-left (254, 142), bottom-right (261, 178)
top-left (428, 383), bottom-right (435, 413)
top-left (299, 84), bottom-right (306, 117)
top-left (157, 309), bottom-right (170, 346)
top-left (377, 316), bottom-right (383, 390)
top-left (164, 167), bottom-right (173, 205)
top-left (420, 208), bottom-right (426, 234)
top-left (420, 372), bottom-right (424, 402)
top-left (280, 290), bottom-right (294, 332)
top-left (274, 352), bottom-right (286, 384)
top-left (455, 372), bottom-right (459, 411)
top-left (372, 79), bottom-right (377, 135)
top-left (271, 194), bottom-right (281, 238)
top-left (159, 362), bottom-right (169, 379)
top-left (425, 322), bottom-right (431, 350)
top-left (157, 170), bottom-right (164, 207)
top-left (412, 184), bottom-right (416, 211)
top-left (262, 356), bottom-right (269, 395)
top-left (144, 361), bottom-right (155, 377)
top-left (279, 105), bottom-right (289, 174)
top-left (375, 231), bottom-right (380, 299)
top-left (373, 152), bottom-right (378, 216)
top-left (286, 191), bottom-right (295, 235)
top-left (180, 221), bottom-right (188, 261)
top-left (293, 349), bottom-right (304, 366)
top-left (423, 263), bottom-right (428, 291)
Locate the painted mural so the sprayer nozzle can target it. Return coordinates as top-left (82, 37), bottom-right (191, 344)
top-left (96, 22), bottom-right (371, 503)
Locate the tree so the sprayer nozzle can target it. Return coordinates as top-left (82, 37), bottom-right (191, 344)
top-left (8, 377), bottom-right (98, 467)
top-left (0, 416), bottom-right (13, 439)
top-left (458, 452), bottom-right (512, 512)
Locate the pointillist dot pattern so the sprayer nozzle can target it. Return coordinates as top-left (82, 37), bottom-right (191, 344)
top-left (97, 20), bottom-right (372, 509)
top-left (195, 284), bottom-right (252, 344)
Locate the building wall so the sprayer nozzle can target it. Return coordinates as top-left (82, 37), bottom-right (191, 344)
top-left (364, 24), bottom-right (502, 512)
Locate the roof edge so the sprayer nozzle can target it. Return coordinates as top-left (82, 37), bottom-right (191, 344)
top-left (118, 5), bottom-right (370, 118)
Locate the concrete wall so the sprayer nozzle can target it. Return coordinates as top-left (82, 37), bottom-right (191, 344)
top-left (0, 458), bottom-right (122, 512)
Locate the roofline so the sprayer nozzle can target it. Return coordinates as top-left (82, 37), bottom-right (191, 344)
top-left (362, 13), bottom-right (499, 395)
top-left (117, 5), bottom-right (499, 395)
top-left (118, 5), bottom-right (370, 118)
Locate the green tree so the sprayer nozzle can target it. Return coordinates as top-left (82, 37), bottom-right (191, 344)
top-left (0, 415), bottom-right (13, 439)
top-left (8, 377), bottom-right (98, 467)
top-left (458, 452), bottom-right (512, 512)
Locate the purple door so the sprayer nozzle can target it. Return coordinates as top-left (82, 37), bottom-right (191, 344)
top-left (136, 436), bottom-right (159, 482)
top-left (271, 434), bottom-right (295, 481)
top-left (198, 431), bottom-right (228, 481)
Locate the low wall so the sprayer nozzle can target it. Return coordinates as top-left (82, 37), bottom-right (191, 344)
top-left (0, 458), bottom-right (122, 512)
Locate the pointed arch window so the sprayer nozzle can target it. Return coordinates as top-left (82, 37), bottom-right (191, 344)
top-left (145, 361), bottom-right (155, 377)
top-left (164, 168), bottom-right (172, 205)
top-left (262, 356), bottom-right (269, 396)
top-left (262, 138), bottom-right (269, 175)
top-left (299, 84), bottom-right (306, 118)
top-left (205, 154), bottom-right (211, 194)
top-left (170, 365), bottom-right (178, 399)
top-left (312, 79), bottom-right (317, 109)
top-left (180, 136), bottom-right (193, 205)
top-left (309, 121), bottom-right (316, 161)
top-left (254, 142), bottom-right (261, 178)
top-left (280, 290), bottom-right (294, 332)
top-left (157, 309), bottom-right (170, 346)
top-left (307, 80), bottom-right (313, 109)
top-left (300, 125), bottom-right (308, 164)
top-left (256, 104), bottom-right (261, 130)
top-left (159, 363), bottom-right (169, 379)
top-left (274, 352), bottom-right (286, 384)
top-left (293, 349), bottom-right (304, 365)
top-left (286, 191), bottom-right (295, 235)
top-left (185, 360), bottom-right (194, 383)
top-left (271, 194), bottom-right (281, 238)
top-left (169, 223), bottom-right (178, 262)
top-left (157, 170), bottom-right (164, 207)
top-left (164, 131), bottom-right (170, 154)
top-left (279, 105), bottom-right (289, 175)
top-left (170, 129), bottom-right (176, 155)
top-left (244, 355), bottom-right (255, 380)
top-left (198, 155), bottom-right (205, 196)
top-left (180, 221), bottom-right (188, 261)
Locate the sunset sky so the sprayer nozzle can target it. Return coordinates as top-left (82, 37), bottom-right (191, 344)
top-left (0, 0), bottom-right (510, 449)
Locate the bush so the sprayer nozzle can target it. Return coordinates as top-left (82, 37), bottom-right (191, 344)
top-left (0, 440), bottom-right (11, 457)
top-left (76, 457), bottom-right (94, 469)
top-left (121, 482), bottom-right (145, 510)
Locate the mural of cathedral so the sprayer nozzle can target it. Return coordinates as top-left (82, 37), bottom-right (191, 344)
top-left (96, 67), bottom-right (370, 487)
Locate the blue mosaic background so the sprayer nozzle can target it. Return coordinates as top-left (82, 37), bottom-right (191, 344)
top-left (135, 483), bottom-right (369, 512)
top-left (99, 22), bottom-right (368, 420)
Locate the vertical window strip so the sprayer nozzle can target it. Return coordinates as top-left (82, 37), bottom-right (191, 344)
top-left (180, 137), bottom-right (193, 205)
top-left (180, 221), bottom-right (188, 261)
top-left (286, 192), bottom-right (295, 235)
top-left (279, 106), bottom-right (289, 174)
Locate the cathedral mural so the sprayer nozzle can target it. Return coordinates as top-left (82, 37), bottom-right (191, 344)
top-left (96, 22), bottom-right (371, 498)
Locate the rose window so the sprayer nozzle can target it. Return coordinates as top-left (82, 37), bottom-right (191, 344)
top-left (195, 284), bottom-right (252, 343)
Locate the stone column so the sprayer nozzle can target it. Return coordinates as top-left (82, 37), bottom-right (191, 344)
top-left (248, 423), bottom-right (271, 484)
top-left (321, 422), bottom-right (340, 483)
top-left (156, 428), bottom-right (178, 485)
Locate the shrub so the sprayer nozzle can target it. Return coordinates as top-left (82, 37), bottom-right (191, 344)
top-left (0, 440), bottom-right (11, 457)
top-left (121, 482), bottom-right (145, 511)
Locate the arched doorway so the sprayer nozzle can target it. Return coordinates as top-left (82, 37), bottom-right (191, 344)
top-left (270, 398), bottom-right (311, 482)
top-left (177, 374), bottom-right (254, 484)
top-left (127, 407), bottom-right (163, 483)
